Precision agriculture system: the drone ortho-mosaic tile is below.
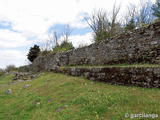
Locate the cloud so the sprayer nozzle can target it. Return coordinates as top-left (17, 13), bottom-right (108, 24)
top-left (0, 50), bottom-right (28, 68)
top-left (69, 32), bottom-right (93, 48)
top-left (0, 0), bottom-right (156, 68)
top-left (0, 29), bottom-right (32, 48)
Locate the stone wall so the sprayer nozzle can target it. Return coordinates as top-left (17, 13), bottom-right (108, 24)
top-left (69, 22), bottom-right (160, 65)
top-left (31, 21), bottom-right (160, 71)
top-left (52, 67), bottom-right (160, 88)
top-left (31, 51), bottom-right (70, 72)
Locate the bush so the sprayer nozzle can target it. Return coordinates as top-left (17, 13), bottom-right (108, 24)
top-left (53, 41), bottom-right (74, 53)
top-left (39, 50), bottom-right (52, 56)
top-left (0, 68), bottom-right (4, 76)
top-left (18, 65), bottom-right (30, 72)
top-left (27, 45), bottom-right (41, 62)
top-left (5, 65), bottom-right (17, 72)
top-left (152, 0), bottom-right (160, 18)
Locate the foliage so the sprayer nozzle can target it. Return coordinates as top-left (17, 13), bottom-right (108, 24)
top-left (5, 65), bottom-right (17, 72)
top-left (53, 41), bottom-right (74, 53)
top-left (124, 1), bottom-right (154, 30)
top-left (86, 6), bottom-right (121, 42)
top-left (39, 50), bottom-right (52, 56)
top-left (27, 45), bottom-right (41, 62)
top-left (152, 0), bottom-right (160, 18)
top-left (0, 68), bottom-right (4, 76)
top-left (125, 18), bottom-right (136, 31)
top-left (18, 65), bottom-right (30, 72)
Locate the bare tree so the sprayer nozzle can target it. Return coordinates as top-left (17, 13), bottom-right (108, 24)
top-left (124, 3), bottom-right (137, 25)
top-left (61, 24), bottom-right (73, 42)
top-left (110, 2), bottom-right (121, 33)
top-left (41, 30), bottom-right (59, 51)
top-left (5, 65), bottom-right (16, 72)
top-left (85, 1), bottom-right (121, 42)
top-left (85, 9), bottom-right (109, 37)
top-left (125, 0), bottom-right (154, 29)
top-left (137, 0), bottom-right (154, 26)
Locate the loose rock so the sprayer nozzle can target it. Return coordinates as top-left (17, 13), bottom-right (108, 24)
top-left (6, 89), bottom-right (12, 94)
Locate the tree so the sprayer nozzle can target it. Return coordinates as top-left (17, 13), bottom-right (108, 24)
top-left (152, 0), bottom-right (160, 18)
top-left (136, 0), bottom-right (154, 27)
top-left (0, 68), bottom-right (4, 76)
top-left (124, 0), bottom-right (154, 29)
top-left (27, 45), bottom-right (40, 62)
top-left (85, 2), bottom-right (121, 42)
top-left (61, 24), bottom-right (73, 42)
top-left (124, 3), bottom-right (137, 30)
top-left (125, 18), bottom-right (136, 31)
top-left (52, 24), bottom-right (74, 53)
top-left (41, 30), bottom-right (59, 51)
top-left (85, 9), bottom-right (109, 42)
top-left (5, 65), bottom-right (16, 72)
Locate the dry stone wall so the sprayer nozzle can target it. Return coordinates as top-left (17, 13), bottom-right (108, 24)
top-left (69, 22), bottom-right (160, 65)
top-left (52, 67), bottom-right (160, 88)
top-left (31, 22), bottom-right (160, 72)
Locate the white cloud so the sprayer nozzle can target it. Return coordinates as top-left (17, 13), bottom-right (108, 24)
top-left (0, 50), bottom-right (28, 68)
top-left (0, 29), bottom-right (32, 48)
top-left (69, 32), bottom-right (93, 48)
top-left (0, 0), bottom-right (156, 68)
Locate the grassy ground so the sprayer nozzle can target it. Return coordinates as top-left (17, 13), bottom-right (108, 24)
top-left (0, 72), bottom-right (160, 120)
top-left (62, 63), bottom-right (160, 68)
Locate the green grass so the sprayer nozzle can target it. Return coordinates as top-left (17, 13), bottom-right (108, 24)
top-left (62, 63), bottom-right (160, 68)
top-left (0, 72), bottom-right (160, 120)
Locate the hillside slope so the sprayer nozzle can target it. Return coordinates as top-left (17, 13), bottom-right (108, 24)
top-left (0, 73), bottom-right (160, 120)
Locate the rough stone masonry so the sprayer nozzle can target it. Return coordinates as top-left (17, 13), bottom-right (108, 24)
top-left (31, 21), bottom-right (160, 72)
top-left (52, 67), bottom-right (160, 88)
top-left (28, 21), bottom-right (160, 88)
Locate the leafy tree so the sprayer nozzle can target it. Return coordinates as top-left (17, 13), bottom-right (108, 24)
top-left (27, 45), bottom-right (40, 62)
top-left (152, 0), bottom-right (160, 18)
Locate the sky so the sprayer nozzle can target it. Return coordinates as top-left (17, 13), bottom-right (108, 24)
top-left (0, 0), bottom-right (156, 68)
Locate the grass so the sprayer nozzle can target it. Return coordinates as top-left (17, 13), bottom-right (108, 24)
top-left (62, 63), bottom-right (160, 68)
top-left (0, 72), bottom-right (160, 120)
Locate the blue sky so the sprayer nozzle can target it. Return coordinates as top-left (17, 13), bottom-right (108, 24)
top-left (0, 0), bottom-right (156, 68)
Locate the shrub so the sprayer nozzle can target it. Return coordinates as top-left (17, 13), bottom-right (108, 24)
top-left (5, 65), bottom-right (17, 72)
top-left (27, 45), bottom-right (41, 62)
top-left (0, 68), bottom-right (4, 76)
top-left (18, 65), bottom-right (30, 72)
top-left (53, 41), bottom-right (74, 53)
top-left (39, 50), bottom-right (52, 56)
top-left (152, 0), bottom-right (160, 18)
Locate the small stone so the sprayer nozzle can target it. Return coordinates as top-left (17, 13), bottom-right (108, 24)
top-left (23, 77), bottom-right (28, 80)
top-left (30, 75), bottom-right (37, 79)
top-left (6, 89), bottom-right (12, 94)
top-left (36, 102), bottom-right (40, 105)
top-left (18, 80), bottom-right (24, 82)
top-left (64, 105), bottom-right (68, 107)
top-left (26, 80), bottom-right (32, 82)
top-left (60, 100), bottom-right (65, 103)
top-left (24, 84), bottom-right (30, 88)
top-left (151, 41), bottom-right (158, 45)
top-left (48, 99), bottom-right (53, 103)
top-left (56, 105), bottom-right (67, 112)
top-left (154, 81), bottom-right (159, 84)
